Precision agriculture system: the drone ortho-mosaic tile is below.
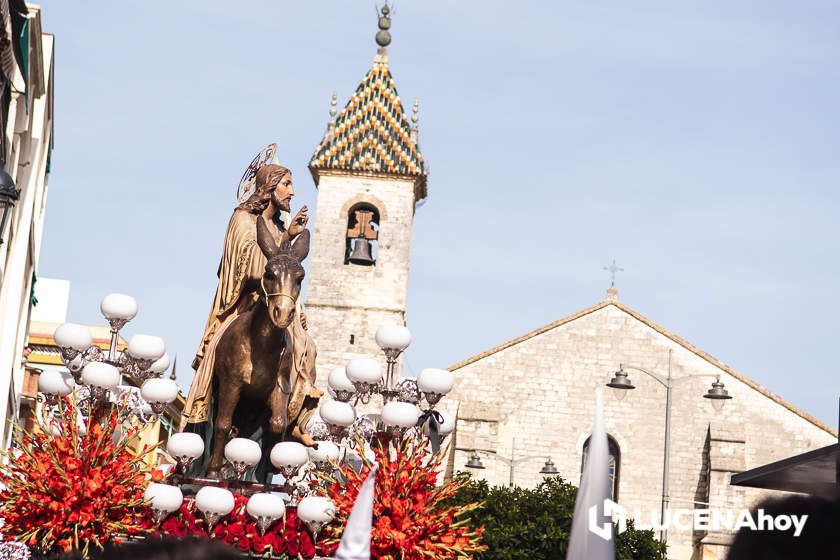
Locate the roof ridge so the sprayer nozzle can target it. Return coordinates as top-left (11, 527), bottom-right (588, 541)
top-left (448, 299), bottom-right (837, 437)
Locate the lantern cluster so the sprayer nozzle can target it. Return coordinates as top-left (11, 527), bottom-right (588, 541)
top-left (311, 325), bottom-right (456, 448)
top-left (40, 293), bottom-right (177, 422)
top-left (152, 433), bottom-right (338, 539)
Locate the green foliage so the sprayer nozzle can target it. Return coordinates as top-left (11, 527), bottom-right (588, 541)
top-left (442, 473), bottom-right (666, 560)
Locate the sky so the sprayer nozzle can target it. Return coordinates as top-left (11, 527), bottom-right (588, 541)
top-left (36, 1), bottom-right (840, 427)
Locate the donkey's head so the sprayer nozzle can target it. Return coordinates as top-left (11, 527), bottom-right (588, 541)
top-left (256, 216), bottom-right (309, 329)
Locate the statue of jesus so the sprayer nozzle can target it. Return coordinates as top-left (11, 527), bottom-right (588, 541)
top-left (182, 163), bottom-right (321, 431)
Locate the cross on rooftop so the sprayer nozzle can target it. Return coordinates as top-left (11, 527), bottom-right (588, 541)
top-left (603, 260), bottom-right (624, 300)
top-left (604, 259), bottom-right (624, 287)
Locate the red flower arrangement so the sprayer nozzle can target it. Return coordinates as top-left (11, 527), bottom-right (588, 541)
top-left (0, 397), bottom-right (153, 556)
top-left (153, 493), bottom-right (317, 559)
top-left (319, 435), bottom-right (486, 560)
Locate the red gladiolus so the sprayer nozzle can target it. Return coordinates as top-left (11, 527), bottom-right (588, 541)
top-left (318, 434), bottom-right (486, 560)
top-left (0, 398), bottom-right (154, 556)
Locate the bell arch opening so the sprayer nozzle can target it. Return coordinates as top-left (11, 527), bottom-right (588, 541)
top-left (345, 203), bottom-right (380, 266)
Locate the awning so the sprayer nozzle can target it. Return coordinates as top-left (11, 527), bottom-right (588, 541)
top-left (730, 443), bottom-right (839, 498)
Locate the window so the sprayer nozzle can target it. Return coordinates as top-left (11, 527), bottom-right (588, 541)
top-left (345, 204), bottom-right (379, 266)
top-left (581, 435), bottom-right (621, 501)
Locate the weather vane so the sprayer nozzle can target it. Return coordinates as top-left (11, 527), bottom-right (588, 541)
top-left (603, 259), bottom-right (624, 288)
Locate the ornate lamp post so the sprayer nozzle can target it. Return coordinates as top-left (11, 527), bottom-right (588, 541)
top-left (605, 349), bottom-right (733, 544)
top-left (42, 293), bottom-right (178, 422)
top-left (311, 325), bottom-right (455, 452)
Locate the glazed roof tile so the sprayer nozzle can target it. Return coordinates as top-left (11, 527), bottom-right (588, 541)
top-left (310, 54), bottom-right (426, 182)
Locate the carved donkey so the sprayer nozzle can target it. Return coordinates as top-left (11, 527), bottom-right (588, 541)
top-left (206, 216), bottom-right (312, 477)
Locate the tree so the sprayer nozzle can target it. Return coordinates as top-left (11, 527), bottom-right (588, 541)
top-left (442, 473), bottom-right (666, 560)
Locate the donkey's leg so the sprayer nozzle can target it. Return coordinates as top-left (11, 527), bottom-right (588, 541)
top-left (208, 382), bottom-right (242, 477)
top-left (268, 382), bottom-right (290, 435)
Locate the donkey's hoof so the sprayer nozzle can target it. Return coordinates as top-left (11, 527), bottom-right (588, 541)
top-left (269, 416), bottom-right (287, 434)
top-left (206, 468), bottom-right (221, 479)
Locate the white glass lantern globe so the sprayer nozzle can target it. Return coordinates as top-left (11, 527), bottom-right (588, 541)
top-left (308, 441), bottom-right (340, 464)
top-left (345, 358), bottom-right (381, 384)
top-left (297, 496), bottom-right (336, 524)
top-left (166, 432), bottom-right (205, 459)
top-left (126, 334), bottom-right (165, 361)
top-left (144, 483), bottom-right (183, 513)
top-left (327, 367), bottom-right (356, 393)
top-left (381, 401), bottom-right (420, 428)
top-left (417, 368), bottom-right (454, 395)
top-left (148, 352), bottom-right (171, 375)
top-left (269, 441), bottom-right (309, 469)
top-left (140, 378), bottom-right (179, 404)
top-left (247, 492), bottom-right (285, 520)
top-left (195, 486), bottom-right (235, 515)
top-left (100, 293), bottom-right (138, 322)
top-left (53, 323), bottom-right (92, 352)
top-left (81, 362), bottom-right (121, 389)
top-left (38, 370), bottom-right (73, 396)
top-left (422, 410), bottom-right (456, 437)
top-left (319, 400), bottom-right (355, 427)
top-left (375, 325), bottom-right (411, 351)
top-left (225, 438), bottom-right (262, 467)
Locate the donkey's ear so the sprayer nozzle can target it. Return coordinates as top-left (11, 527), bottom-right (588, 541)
top-left (256, 216), bottom-right (279, 257)
top-left (291, 229), bottom-right (310, 262)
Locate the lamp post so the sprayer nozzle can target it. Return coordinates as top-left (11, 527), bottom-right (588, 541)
top-left (463, 438), bottom-right (559, 487)
top-left (605, 349), bottom-right (732, 544)
top-left (0, 169), bottom-right (19, 246)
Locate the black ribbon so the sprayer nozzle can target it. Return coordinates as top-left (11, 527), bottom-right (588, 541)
top-left (416, 409), bottom-right (445, 454)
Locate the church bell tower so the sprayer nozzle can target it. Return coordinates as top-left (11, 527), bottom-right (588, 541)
top-left (306, 4), bottom-right (428, 383)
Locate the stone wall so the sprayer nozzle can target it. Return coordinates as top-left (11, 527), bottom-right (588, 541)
top-left (445, 300), bottom-right (836, 559)
top-left (305, 171), bottom-right (417, 385)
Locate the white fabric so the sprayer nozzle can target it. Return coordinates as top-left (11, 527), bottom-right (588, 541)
top-left (335, 463), bottom-right (379, 560)
top-left (567, 389), bottom-right (616, 560)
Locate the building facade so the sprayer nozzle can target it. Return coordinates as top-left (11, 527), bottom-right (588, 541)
top-left (305, 8), bottom-right (427, 385)
top-left (0, 2), bottom-right (53, 448)
top-left (442, 291), bottom-right (836, 559)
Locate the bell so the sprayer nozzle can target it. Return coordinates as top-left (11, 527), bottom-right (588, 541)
top-left (348, 238), bottom-right (374, 265)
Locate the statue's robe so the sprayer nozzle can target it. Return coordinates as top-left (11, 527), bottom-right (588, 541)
top-left (181, 208), bottom-right (316, 434)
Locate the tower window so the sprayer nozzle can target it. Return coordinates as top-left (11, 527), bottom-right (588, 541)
top-left (345, 204), bottom-right (379, 266)
top-left (581, 435), bottom-right (621, 501)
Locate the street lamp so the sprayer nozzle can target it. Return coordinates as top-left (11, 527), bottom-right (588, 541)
top-left (605, 349), bottom-right (734, 545)
top-left (0, 169), bottom-right (19, 245)
top-left (464, 438), bottom-right (558, 487)
top-left (465, 452), bottom-right (484, 470)
top-left (539, 458), bottom-right (559, 476)
top-left (703, 377), bottom-right (732, 411)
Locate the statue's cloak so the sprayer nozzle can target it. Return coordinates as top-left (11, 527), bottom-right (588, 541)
top-left (182, 208), bottom-right (268, 426)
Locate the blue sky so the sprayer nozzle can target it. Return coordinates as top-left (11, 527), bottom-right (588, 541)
top-left (37, 1), bottom-right (839, 427)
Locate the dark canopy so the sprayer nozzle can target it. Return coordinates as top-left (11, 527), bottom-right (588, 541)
top-left (731, 443), bottom-right (839, 498)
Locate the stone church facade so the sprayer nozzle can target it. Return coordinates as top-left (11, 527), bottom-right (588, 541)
top-left (442, 293), bottom-right (836, 559)
top-left (298, 9), bottom-right (835, 559)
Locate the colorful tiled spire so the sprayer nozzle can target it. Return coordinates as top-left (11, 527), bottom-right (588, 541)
top-left (309, 4), bottom-right (427, 197)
